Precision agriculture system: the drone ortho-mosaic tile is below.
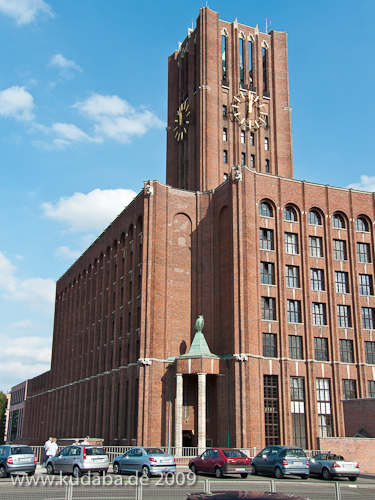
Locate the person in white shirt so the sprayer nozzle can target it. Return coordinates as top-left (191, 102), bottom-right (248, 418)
top-left (80, 436), bottom-right (90, 445)
top-left (47, 437), bottom-right (58, 459)
top-left (43, 437), bottom-right (52, 467)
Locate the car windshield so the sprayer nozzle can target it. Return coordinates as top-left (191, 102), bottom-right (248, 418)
top-left (85, 448), bottom-right (106, 456)
top-left (223, 450), bottom-right (247, 458)
top-left (327, 454), bottom-right (345, 461)
top-left (282, 448), bottom-right (306, 458)
top-left (145, 448), bottom-right (164, 455)
top-left (11, 447), bottom-right (34, 455)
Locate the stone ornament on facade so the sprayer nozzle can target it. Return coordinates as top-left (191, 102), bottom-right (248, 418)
top-left (234, 354), bottom-right (248, 362)
top-left (144, 181), bottom-right (153, 196)
top-left (138, 358), bottom-right (152, 366)
top-left (234, 167), bottom-right (242, 182)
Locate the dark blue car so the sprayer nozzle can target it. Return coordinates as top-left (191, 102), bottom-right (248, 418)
top-left (251, 445), bottom-right (309, 479)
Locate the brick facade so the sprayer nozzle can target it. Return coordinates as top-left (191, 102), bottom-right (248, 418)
top-left (22, 8), bottom-right (375, 451)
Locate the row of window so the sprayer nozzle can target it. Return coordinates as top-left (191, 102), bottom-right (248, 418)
top-left (263, 333), bottom-right (375, 364)
top-left (260, 228), bottom-right (372, 263)
top-left (261, 262), bottom-right (373, 295)
top-left (223, 128), bottom-right (269, 147)
top-left (261, 296), bottom-right (375, 329)
top-left (265, 374), bottom-right (375, 447)
top-left (223, 151), bottom-right (270, 172)
top-left (260, 201), bottom-right (371, 232)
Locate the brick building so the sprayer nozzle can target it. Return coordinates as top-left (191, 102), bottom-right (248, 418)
top-left (23, 7), bottom-right (375, 451)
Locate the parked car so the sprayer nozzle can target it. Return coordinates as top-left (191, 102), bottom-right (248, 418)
top-left (309, 452), bottom-right (359, 481)
top-left (112, 447), bottom-right (176, 477)
top-left (0, 445), bottom-right (37, 478)
top-left (186, 492), bottom-right (309, 500)
top-left (189, 448), bottom-right (252, 478)
top-left (251, 446), bottom-right (309, 479)
top-left (46, 445), bottom-right (108, 477)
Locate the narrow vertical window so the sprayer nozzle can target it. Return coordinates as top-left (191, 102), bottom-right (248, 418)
top-left (239, 38), bottom-right (244, 88)
top-left (263, 333), bottom-right (277, 357)
top-left (222, 35), bottom-right (227, 82)
top-left (241, 130), bottom-right (245, 144)
top-left (251, 154), bottom-right (255, 168)
top-left (241, 152), bottom-right (246, 166)
top-left (262, 47), bottom-right (268, 93)
top-left (314, 337), bottom-right (328, 361)
top-left (265, 159), bottom-right (270, 173)
top-left (223, 105), bottom-right (227, 118)
top-left (316, 378), bottom-right (333, 437)
top-left (264, 375), bottom-right (280, 445)
top-left (265, 137), bottom-right (269, 150)
top-left (223, 150), bottom-right (228, 164)
top-left (342, 379), bottom-right (356, 399)
top-left (291, 377), bottom-right (307, 449)
top-left (223, 128), bottom-right (227, 141)
top-left (248, 40), bottom-right (253, 90)
top-left (250, 132), bottom-right (255, 146)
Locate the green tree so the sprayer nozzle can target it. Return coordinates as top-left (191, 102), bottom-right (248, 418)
top-left (0, 391), bottom-right (8, 443)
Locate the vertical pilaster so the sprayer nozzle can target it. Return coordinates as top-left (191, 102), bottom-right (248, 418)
top-left (197, 372), bottom-right (207, 453)
top-left (175, 373), bottom-right (183, 452)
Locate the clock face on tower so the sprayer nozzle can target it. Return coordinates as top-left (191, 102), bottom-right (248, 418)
top-left (174, 99), bottom-right (190, 141)
top-left (230, 90), bottom-right (267, 130)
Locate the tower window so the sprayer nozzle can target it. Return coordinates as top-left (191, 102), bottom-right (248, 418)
top-left (312, 302), bottom-right (327, 326)
top-left (356, 216), bottom-right (369, 232)
top-left (262, 47), bottom-right (268, 94)
top-left (241, 130), bottom-right (245, 144)
top-left (259, 201), bottom-right (273, 218)
top-left (223, 128), bottom-right (227, 141)
top-left (263, 333), bottom-right (277, 357)
top-left (265, 159), bottom-right (270, 173)
top-left (359, 274), bottom-right (373, 295)
top-left (308, 210), bottom-right (322, 225)
top-left (284, 206), bottom-right (298, 221)
top-left (262, 297), bottom-right (276, 320)
top-left (248, 41), bottom-right (253, 90)
top-left (222, 35), bottom-right (227, 82)
top-left (241, 152), bottom-right (246, 166)
top-left (223, 105), bottom-right (227, 118)
top-left (286, 265), bottom-right (299, 288)
top-left (223, 150), bottom-right (228, 164)
top-left (239, 38), bottom-right (244, 88)
top-left (251, 154), bottom-right (255, 168)
top-left (250, 132), bottom-right (255, 146)
top-left (335, 271), bottom-right (349, 293)
top-left (311, 268), bottom-right (325, 291)
top-left (357, 242), bottom-right (371, 263)
top-left (314, 337), bottom-right (328, 361)
top-left (265, 137), bottom-right (269, 151)
top-left (337, 306), bottom-right (351, 328)
top-left (333, 239), bottom-right (347, 261)
top-left (289, 335), bottom-right (303, 358)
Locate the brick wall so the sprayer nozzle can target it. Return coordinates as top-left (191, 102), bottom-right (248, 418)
top-left (319, 437), bottom-right (375, 474)
top-left (342, 398), bottom-right (375, 437)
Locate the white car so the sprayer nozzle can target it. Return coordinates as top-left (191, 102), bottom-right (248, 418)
top-left (309, 453), bottom-right (359, 481)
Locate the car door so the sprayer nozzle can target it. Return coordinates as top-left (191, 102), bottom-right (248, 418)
top-left (309, 454), bottom-right (322, 475)
top-left (132, 448), bottom-right (144, 473)
top-left (206, 449), bottom-right (219, 473)
top-left (198, 450), bottom-right (212, 472)
top-left (53, 446), bottom-right (70, 473)
top-left (264, 447), bottom-right (279, 475)
top-left (66, 446), bottom-right (81, 474)
top-left (255, 447), bottom-right (270, 473)
top-left (120, 449), bottom-right (135, 473)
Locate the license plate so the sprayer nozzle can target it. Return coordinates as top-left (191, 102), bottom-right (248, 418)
top-left (293, 461), bottom-right (302, 465)
top-left (19, 458), bottom-right (29, 463)
top-left (92, 458), bottom-right (104, 462)
top-left (235, 468), bottom-right (246, 471)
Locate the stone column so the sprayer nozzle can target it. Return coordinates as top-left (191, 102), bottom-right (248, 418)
top-left (197, 372), bottom-right (207, 454)
top-left (175, 373), bottom-right (183, 455)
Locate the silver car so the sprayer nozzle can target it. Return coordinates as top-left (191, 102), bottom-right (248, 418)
top-left (309, 453), bottom-right (359, 481)
top-left (113, 447), bottom-right (176, 477)
top-left (0, 445), bottom-right (37, 477)
top-left (46, 445), bottom-right (108, 477)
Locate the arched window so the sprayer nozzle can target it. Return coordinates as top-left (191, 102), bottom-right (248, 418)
top-left (284, 206), bottom-right (298, 222)
top-left (308, 210), bottom-right (322, 226)
top-left (356, 217), bottom-right (369, 232)
top-left (259, 201), bottom-right (273, 218)
top-left (332, 213), bottom-right (346, 229)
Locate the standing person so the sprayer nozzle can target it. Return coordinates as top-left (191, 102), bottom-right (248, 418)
top-left (80, 436), bottom-right (90, 445)
top-left (43, 437), bottom-right (52, 467)
top-left (47, 437), bottom-right (58, 462)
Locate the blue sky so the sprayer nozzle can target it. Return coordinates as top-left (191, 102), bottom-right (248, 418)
top-left (1, 0), bottom-right (375, 392)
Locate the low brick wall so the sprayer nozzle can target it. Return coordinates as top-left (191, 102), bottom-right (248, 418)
top-left (342, 398), bottom-right (375, 437)
top-left (319, 437), bottom-right (375, 474)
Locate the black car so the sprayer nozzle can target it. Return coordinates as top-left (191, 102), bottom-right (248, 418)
top-left (0, 445), bottom-right (37, 478)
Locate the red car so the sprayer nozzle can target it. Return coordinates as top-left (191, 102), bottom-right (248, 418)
top-left (189, 448), bottom-right (252, 478)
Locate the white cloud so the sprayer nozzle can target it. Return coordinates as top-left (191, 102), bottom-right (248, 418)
top-left (49, 54), bottom-right (83, 79)
top-left (347, 175), bottom-right (375, 192)
top-left (0, 85), bottom-right (35, 121)
top-left (74, 93), bottom-right (164, 143)
top-left (0, 252), bottom-right (55, 315)
top-left (0, 0), bottom-right (54, 26)
top-left (55, 246), bottom-right (82, 260)
top-left (41, 188), bottom-right (137, 233)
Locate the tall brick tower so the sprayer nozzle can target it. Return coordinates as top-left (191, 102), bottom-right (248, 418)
top-left (166, 7), bottom-right (293, 192)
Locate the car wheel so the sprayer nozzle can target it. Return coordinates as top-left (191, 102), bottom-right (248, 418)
top-left (113, 462), bottom-right (121, 475)
top-left (301, 474), bottom-right (309, 479)
top-left (322, 467), bottom-right (331, 480)
top-left (240, 473), bottom-right (248, 479)
top-left (275, 467), bottom-right (284, 479)
top-left (251, 464), bottom-right (258, 475)
top-left (27, 471), bottom-right (35, 476)
top-left (215, 467), bottom-right (223, 478)
top-left (141, 465), bottom-right (150, 478)
top-left (349, 476), bottom-right (357, 482)
top-left (73, 465), bottom-right (82, 478)
top-left (0, 465), bottom-right (8, 478)
top-left (46, 463), bottom-right (54, 475)
top-left (190, 463), bottom-right (198, 475)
